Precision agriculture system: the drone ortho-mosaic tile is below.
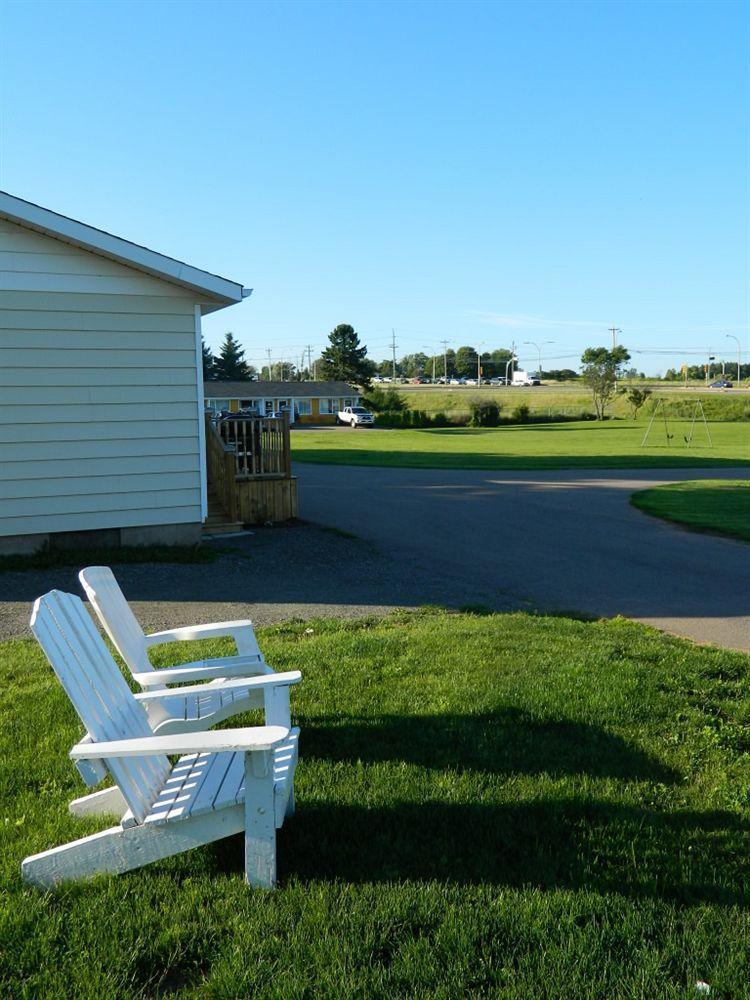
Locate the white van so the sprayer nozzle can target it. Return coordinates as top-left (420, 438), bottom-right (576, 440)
top-left (512, 370), bottom-right (540, 386)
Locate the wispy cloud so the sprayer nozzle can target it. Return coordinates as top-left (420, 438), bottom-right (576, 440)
top-left (468, 311), bottom-right (603, 331)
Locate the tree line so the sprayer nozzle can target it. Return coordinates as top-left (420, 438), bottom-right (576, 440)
top-left (203, 327), bottom-right (583, 384)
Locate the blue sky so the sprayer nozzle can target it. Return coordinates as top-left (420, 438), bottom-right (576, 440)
top-left (1, 0), bottom-right (747, 374)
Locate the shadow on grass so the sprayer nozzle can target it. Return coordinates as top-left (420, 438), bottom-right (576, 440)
top-left (268, 714), bottom-right (743, 904)
top-left (292, 449), bottom-right (750, 470)
top-left (303, 711), bottom-right (680, 783)
top-left (273, 799), bottom-right (747, 904)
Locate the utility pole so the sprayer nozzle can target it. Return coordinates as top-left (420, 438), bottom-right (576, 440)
top-left (440, 339), bottom-right (450, 382)
top-left (726, 334), bottom-right (741, 383)
top-left (306, 345), bottom-right (314, 380)
top-left (391, 329), bottom-right (398, 381)
top-left (265, 347), bottom-right (272, 381)
top-left (609, 326), bottom-right (621, 350)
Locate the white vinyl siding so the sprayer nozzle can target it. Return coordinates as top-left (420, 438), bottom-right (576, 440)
top-left (0, 219), bottom-right (204, 538)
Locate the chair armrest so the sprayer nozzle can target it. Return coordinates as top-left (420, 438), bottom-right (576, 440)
top-left (133, 671), bottom-right (301, 701)
top-left (144, 620), bottom-right (255, 646)
top-left (133, 655), bottom-right (268, 687)
top-left (70, 725), bottom-right (289, 760)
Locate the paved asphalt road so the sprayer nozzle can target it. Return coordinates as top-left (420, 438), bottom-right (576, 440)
top-left (296, 463), bottom-right (750, 652)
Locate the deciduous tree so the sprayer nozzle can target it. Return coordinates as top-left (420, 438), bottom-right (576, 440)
top-left (580, 345), bottom-right (631, 419)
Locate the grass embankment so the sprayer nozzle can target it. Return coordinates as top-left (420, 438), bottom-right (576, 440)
top-left (293, 420), bottom-right (750, 471)
top-left (397, 385), bottom-right (750, 421)
top-left (632, 480), bottom-right (750, 543)
top-left (2, 610), bottom-right (749, 997)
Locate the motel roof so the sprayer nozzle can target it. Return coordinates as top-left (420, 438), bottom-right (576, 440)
top-left (204, 380), bottom-right (358, 398)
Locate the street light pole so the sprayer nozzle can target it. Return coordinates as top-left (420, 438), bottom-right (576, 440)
top-left (523, 340), bottom-right (553, 380)
top-left (440, 339), bottom-right (450, 382)
top-left (726, 334), bottom-right (741, 383)
top-left (423, 345), bottom-right (437, 384)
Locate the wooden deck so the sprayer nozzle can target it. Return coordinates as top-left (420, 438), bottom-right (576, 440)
top-left (205, 414), bottom-right (298, 527)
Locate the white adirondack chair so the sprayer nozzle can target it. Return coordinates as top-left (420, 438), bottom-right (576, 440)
top-left (22, 591), bottom-right (300, 889)
top-left (76, 566), bottom-right (285, 791)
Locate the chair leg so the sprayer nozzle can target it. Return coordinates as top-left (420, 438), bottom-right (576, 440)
top-left (69, 786), bottom-right (127, 818)
top-left (22, 806), bottom-right (245, 889)
top-left (244, 750), bottom-right (276, 888)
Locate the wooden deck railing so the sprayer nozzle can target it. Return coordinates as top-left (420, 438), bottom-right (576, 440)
top-left (205, 413), bottom-right (297, 525)
top-left (211, 415), bottom-right (291, 478)
top-left (205, 416), bottom-right (239, 522)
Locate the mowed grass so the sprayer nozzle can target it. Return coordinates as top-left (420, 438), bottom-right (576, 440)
top-left (632, 480), bottom-right (750, 543)
top-left (2, 610), bottom-right (749, 998)
top-left (396, 385), bottom-right (750, 421)
top-left (293, 420), bottom-right (750, 471)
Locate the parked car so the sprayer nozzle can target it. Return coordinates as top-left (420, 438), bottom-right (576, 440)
top-left (489, 377), bottom-right (507, 386)
top-left (336, 405), bottom-right (375, 427)
top-left (709, 379), bottom-right (733, 388)
top-left (372, 375), bottom-right (385, 384)
top-left (449, 377), bottom-right (466, 385)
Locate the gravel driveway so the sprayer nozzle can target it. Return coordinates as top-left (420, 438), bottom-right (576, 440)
top-left (0, 521), bottom-right (519, 641)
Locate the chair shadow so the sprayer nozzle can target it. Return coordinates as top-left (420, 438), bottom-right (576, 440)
top-left (301, 710), bottom-right (680, 783)
top-left (206, 711), bottom-right (748, 905)
top-left (275, 799), bottom-right (748, 905)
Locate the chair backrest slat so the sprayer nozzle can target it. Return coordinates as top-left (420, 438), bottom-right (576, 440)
top-left (31, 591), bottom-right (170, 823)
top-left (78, 566), bottom-right (153, 677)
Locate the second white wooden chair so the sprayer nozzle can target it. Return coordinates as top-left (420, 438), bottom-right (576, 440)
top-left (77, 566), bottom-right (288, 791)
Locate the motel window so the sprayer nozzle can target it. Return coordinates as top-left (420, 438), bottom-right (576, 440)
top-left (297, 400), bottom-right (312, 415)
top-left (206, 399), bottom-right (225, 413)
top-left (342, 398), bottom-right (353, 408)
top-left (319, 398), bottom-right (340, 414)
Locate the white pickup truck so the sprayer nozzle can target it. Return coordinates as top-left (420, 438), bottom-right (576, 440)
top-left (336, 405), bottom-right (375, 427)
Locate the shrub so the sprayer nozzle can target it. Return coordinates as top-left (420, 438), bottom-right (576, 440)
top-left (362, 387), bottom-right (408, 414)
top-left (432, 411), bottom-right (449, 427)
top-left (468, 400), bottom-right (501, 427)
top-left (511, 403), bottom-right (531, 423)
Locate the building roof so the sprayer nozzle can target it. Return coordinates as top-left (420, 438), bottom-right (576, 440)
top-left (0, 191), bottom-right (249, 312)
top-left (204, 380), bottom-right (358, 399)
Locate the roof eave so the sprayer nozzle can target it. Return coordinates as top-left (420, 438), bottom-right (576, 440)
top-left (0, 191), bottom-right (247, 308)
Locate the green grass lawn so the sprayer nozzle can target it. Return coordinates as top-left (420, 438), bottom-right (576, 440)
top-left (293, 420), bottom-right (750, 471)
top-left (396, 385), bottom-right (750, 421)
top-left (632, 480), bottom-right (750, 543)
top-left (2, 610), bottom-right (749, 997)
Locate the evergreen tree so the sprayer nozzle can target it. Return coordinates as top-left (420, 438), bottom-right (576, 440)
top-left (319, 324), bottom-right (374, 386)
top-left (201, 339), bottom-right (215, 379)
top-left (213, 332), bottom-right (250, 381)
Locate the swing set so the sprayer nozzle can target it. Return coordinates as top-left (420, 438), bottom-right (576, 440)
top-left (640, 398), bottom-right (713, 449)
